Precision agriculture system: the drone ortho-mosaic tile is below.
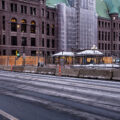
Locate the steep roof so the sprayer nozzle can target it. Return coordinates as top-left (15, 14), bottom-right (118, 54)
top-left (96, 0), bottom-right (110, 19)
top-left (96, 0), bottom-right (120, 19)
top-left (46, 0), bottom-right (69, 8)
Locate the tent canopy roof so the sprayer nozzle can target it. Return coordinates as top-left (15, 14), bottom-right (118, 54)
top-left (76, 50), bottom-right (103, 56)
top-left (52, 52), bottom-right (74, 57)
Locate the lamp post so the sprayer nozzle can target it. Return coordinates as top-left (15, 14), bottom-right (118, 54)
top-left (91, 45), bottom-right (97, 64)
top-left (37, 49), bottom-right (42, 67)
top-left (16, 23), bottom-right (26, 66)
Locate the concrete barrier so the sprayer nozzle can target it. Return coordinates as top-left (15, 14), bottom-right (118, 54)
top-left (0, 66), bottom-right (4, 70)
top-left (23, 66), bottom-right (37, 73)
top-left (37, 67), bottom-right (56, 75)
top-left (12, 66), bottom-right (24, 72)
top-left (3, 66), bottom-right (11, 71)
top-left (112, 70), bottom-right (120, 81)
top-left (79, 68), bottom-right (113, 80)
top-left (1, 65), bottom-right (120, 81)
top-left (56, 68), bottom-right (80, 77)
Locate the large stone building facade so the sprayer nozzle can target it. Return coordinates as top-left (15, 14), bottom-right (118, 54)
top-left (97, 0), bottom-right (120, 57)
top-left (0, 0), bottom-right (57, 57)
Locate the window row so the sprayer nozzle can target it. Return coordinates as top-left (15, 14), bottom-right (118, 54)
top-left (2, 17), bottom-right (55, 36)
top-left (98, 43), bottom-right (120, 50)
top-left (98, 31), bottom-right (110, 41)
top-left (0, 50), bottom-right (54, 57)
top-left (113, 22), bottom-right (120, 30)
top-left (1, 0), bottom-right (55, 20)
top-left (98, 21), bottom-right (110, 28)
top-left (113, 32), bottom-right (120, 41)
top-left (98, 43), bottom-right (111, 50)
top-left (1, 36), bottom-right (56, 48)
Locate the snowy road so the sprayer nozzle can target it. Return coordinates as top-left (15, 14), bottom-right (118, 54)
top-left (0, 71), bottom-right (120, 120)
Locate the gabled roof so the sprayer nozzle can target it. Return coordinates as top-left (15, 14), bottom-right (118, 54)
top-left (46, 0), bottom-right (69, 8)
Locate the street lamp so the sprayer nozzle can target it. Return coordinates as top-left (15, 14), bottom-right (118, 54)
top-left (91, 45), bottom-right (98, 64)
top-left (37, 49), bottom-right (42, 67)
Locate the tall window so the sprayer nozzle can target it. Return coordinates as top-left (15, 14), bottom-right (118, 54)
top-left (0, 35), bottom-right (1, 45)
top-left (31, 21), bottom-right (36, 33)
top-left (42, 38), bottom-right (44, 47)
top-left (11, 18), bottom-right (17, 32)
top-left (113, 32), bottom-right (116, 41)
top-left (52, 12), bottom-right (55, 20)
top-left (108, 44), bottom-right (110, 50)
top-left (102, 43), bottom-right (104, 50)
top-left (52, 24), bottom-right (55, 36)
top-left (21, 19), bottom-right (27, 33)
top-left (2, 16), bottom-right (5, 30)
top-left (11, 50), bottom-right (16, 55)
top-left (11, 3), bottom-right (17, 12)
top-left (21, 37), bottom-right (27, 46)
top-left (46, 11), bottom-right (49, 19)
top-left (31, 51), bottom-right (36, 56)
top-left (113, 44), bottom-right (116, 50)
top-left (42, 22), bottom-right (44, 34)
top-left (52, 39), bottom-right (55, 48)
top-left (102, 32), bottom-right (104, 40)
top-left (98, 31), bottom-right (101, 40)
top-left (108, 32), bottom-right (110, 41)
top-left (46, 24), bottom-right (50, 35)
top-left (98, 43), bottom-right (101, 49)
top-left (47, 39), bottom-right (50, 48)
top-left (42, 8), bottom-right (44, 17)
top-left (98, 21), bottom-right (100, 27)
top-left (105, 32), bottom-right (107, 41)
top-left (31, 38), bottom-right (36, 46)
top-left (2, 0), bottom-right (5, 9)
top-left (105, 44), bottom-right (107, 50)
top-left (3, 35), bottom-right (5, 45)
top-left (30, 7), bottom-right (36, 15)
top-left (21, 5), bottom-right (27, 14)
top-left (47, 51), bottom-right (50, 57)
top-left (11, 36), bottom-right (17, 46)
top-left (3, 50), bottom-right (6, 55)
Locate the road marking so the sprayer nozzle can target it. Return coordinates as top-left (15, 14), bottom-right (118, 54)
top-left (0, 109), bottom-right (19, 120)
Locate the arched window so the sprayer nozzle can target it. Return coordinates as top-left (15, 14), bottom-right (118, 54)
top-left (11, 18), bottom-right (17, 32)
top-left (21, 19), bottom-right (27, 33)
top-left (31, 21), bottom-right (36, 33)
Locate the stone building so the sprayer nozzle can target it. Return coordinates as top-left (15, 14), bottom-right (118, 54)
top-left (0, 0), bottom-right (57, 57)
top-left (97, 0), bottom-right (120, 57)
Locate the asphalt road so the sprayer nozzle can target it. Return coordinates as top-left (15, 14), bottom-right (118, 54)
top-left (0, 71), bottom-right (120, 120)
top-left (0, 94), bottom-right (80, 120)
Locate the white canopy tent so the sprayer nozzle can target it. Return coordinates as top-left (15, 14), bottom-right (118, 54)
top-left (76, 50), bottom-right (103, 56)
top-left (52, 52), bottom-right (74, 57)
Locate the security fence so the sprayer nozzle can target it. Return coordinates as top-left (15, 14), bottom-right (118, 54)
top-left (0, 55), bottom-right (116, 67)
top-left (0, 56), bottom-right (45, 66)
